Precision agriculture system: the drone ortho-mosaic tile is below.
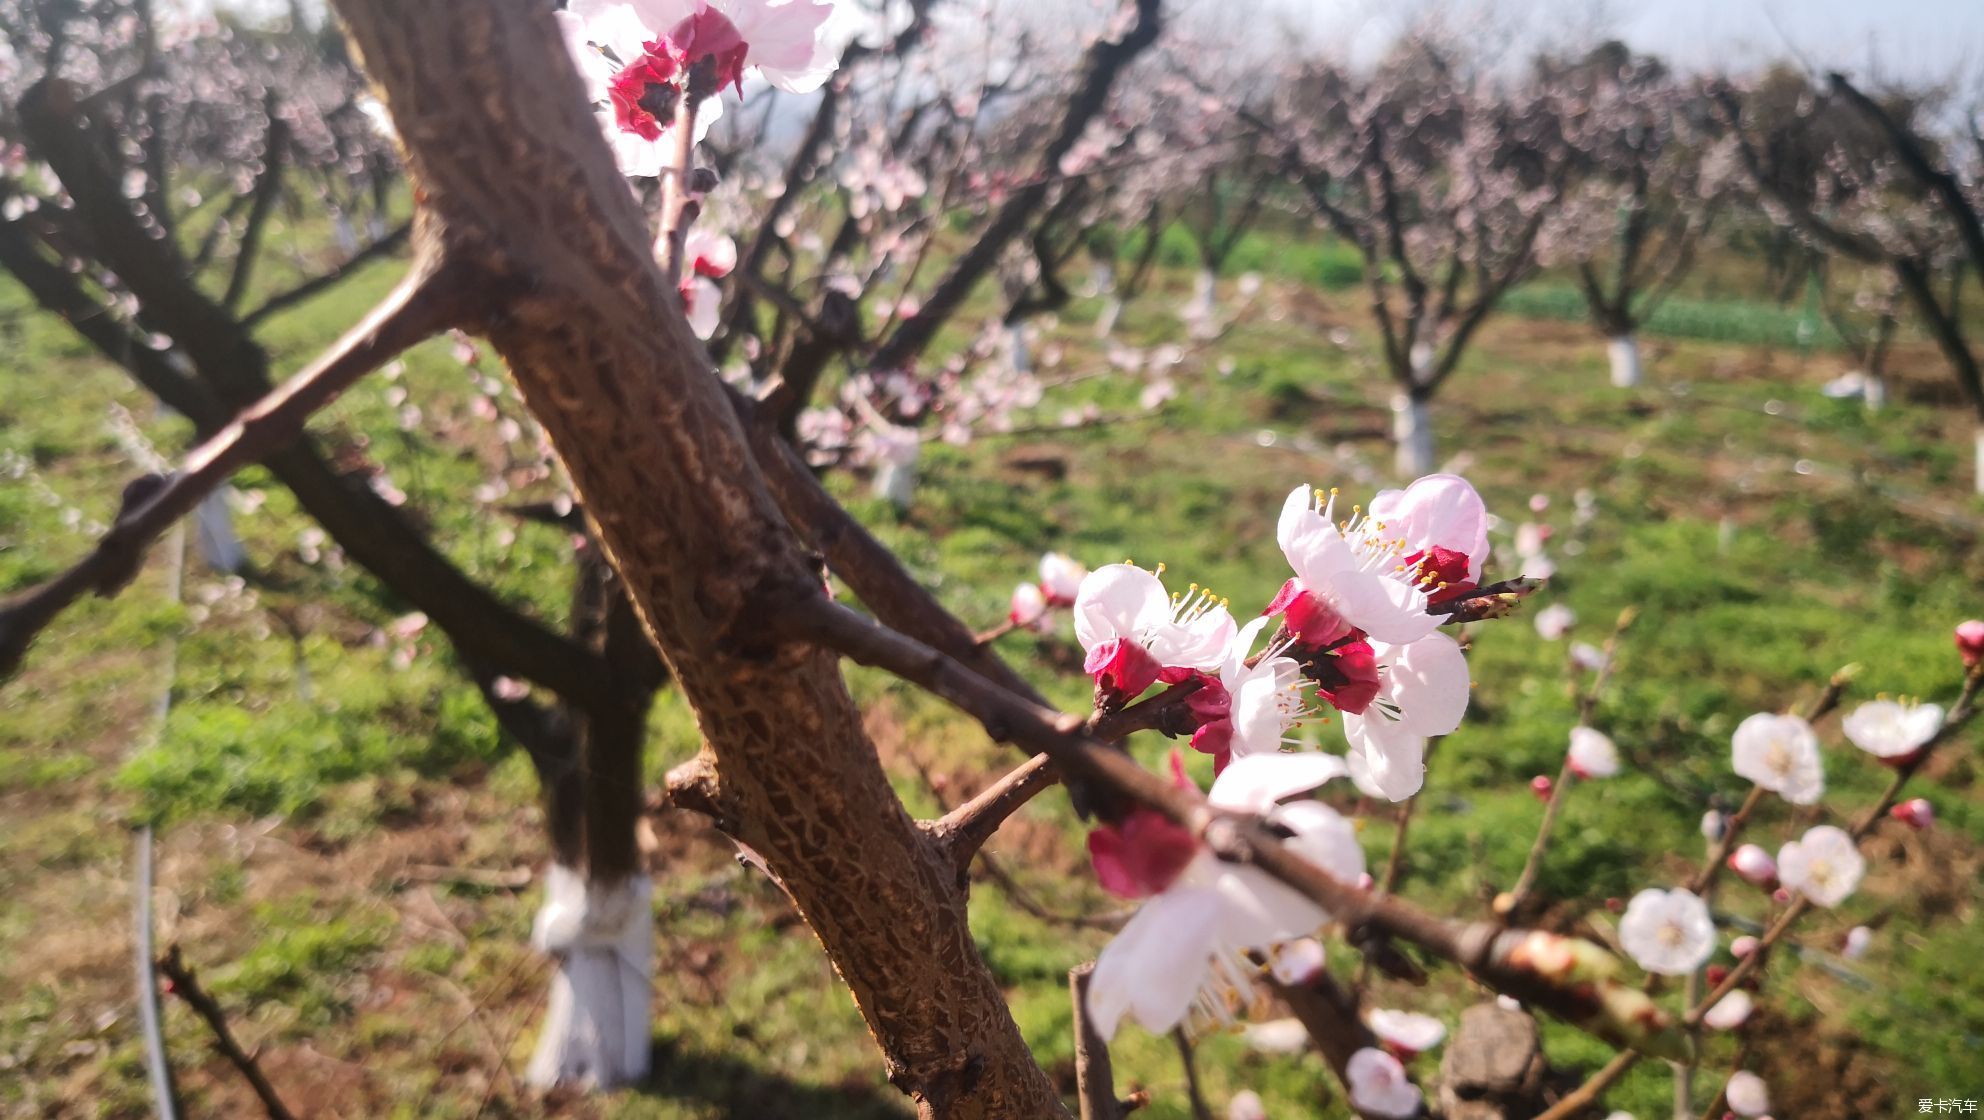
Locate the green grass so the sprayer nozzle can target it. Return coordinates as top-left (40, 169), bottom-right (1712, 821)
top-left (3, 212), bottom-right (1982, 1119)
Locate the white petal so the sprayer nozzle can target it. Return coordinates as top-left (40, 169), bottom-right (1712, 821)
top-left (1275, 800), bottom-right (1367, 888)
top-left (1087, 889), bottom-right (1221, 1040)
top-left (1151, 602), bottom-right (1238, 671)
top-left (1343, 715), bottom-right (1426, 801)
top-left (1073, 564), bottom-right (1165, 653)
top-left (1208, 752), bottom-right (1348, 814)
top-left (1380, 633), bottom-right (1470, 736)
top-left (1329, 569), bottom-right (1437, 644)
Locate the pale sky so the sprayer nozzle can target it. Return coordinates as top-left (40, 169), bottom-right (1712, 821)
top-left (1254, 0), bottom-right (1984, 83)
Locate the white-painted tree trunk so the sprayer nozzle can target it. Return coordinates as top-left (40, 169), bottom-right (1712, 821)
top-left (1004, 321), bottom-right (1031, 374)
top-left (872, 432), bottom-right (920, 510)
top-left (1391, 393), bottom-right (1435, 478)
top-left (1093, 297), bottom-right (1123, 339)
top-left (192, 491), bottom-right (246, 573)
top-left (1190, 268), bottom-right (1217, 319)
top-left (1606, 334), bottom-right (1643, 388)
top-left (1861, 370), bottom-right (1886, 411)
top-left (525, 865), bottom-right (654, 1090)
top-left (1975, 427), bottom-right (1984, 497)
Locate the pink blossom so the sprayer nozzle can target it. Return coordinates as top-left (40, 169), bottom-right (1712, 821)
top-left (1725, 1071), bottom-right (1770, 1117)
top-left (1567, 726), bottom-right (1619, 779)
top-left (1777, 825), bottom-right (1864, 907)
top-left (1073, 564), bottom-right (1235, 701)
top-left (1842, 925), bottom-right (1873, 960)
top-left (1342, 634), bottom-right (1471, 802)
top-left (588, 0), bottom-right (841, 93)
top-left (1038, 552), bottom-right (1087, 606)
top-left (1702, 989), bottom-right (1753, 1030)
top-left (1619, 887), bottom-right (1714, 976)
top-left (1842, 699), bottom-right (1942, 766)
top-left (1227, 1090), bottom-right (1268, 1120)
top-left (1346, 1048), bottom-right (1422, 1119)
top-left (1368, 1009), bottom-right (1446, 1057)
top-left (1269, 938), bottom-right (1327, 985)
top-left (1731, 712), bottom-right (1824, 805)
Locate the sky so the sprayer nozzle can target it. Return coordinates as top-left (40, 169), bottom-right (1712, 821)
top-left (1257, 0), bottom-right (1984, 83)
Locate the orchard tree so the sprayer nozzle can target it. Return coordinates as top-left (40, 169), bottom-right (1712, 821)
top-left (1718, 67), bottom-right (1984, 492)
top-left (1537, 42), bottom-right (1727, 388)
top-left (1251, 39), bottom-right (1571, 476)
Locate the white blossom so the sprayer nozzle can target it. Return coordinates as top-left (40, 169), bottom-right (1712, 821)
top-left (1618, 888), bottom-right (1714, 976)
top-left (1730, 712), bottom-right (1823, 805)
top-left (1777, 825), bottom-right (1864, 907)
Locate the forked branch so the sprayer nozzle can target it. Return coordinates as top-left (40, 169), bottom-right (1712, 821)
top-left (0, 248), bottom-right (462, 678)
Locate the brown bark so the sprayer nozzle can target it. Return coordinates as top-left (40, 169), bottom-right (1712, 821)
top-left (330, 3), bottom-right (1065, 1115)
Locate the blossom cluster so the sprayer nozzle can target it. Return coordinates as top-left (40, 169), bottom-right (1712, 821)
top-left (1062, 473), bottom-right (1490, 1070)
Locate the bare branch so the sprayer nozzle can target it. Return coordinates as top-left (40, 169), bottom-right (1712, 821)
top-left (240, 219), bottom-right (413, 329)
top-left (0, 254), bottom-right (458, 678)
top-left (1071, 963), bottom-right (1146, 1120)
top-left (156, 945), bottom-right (298, 1120)
top-left (871, 0), bottom-right (1162, 369)
top-left (221, 91), bottom-right (290, 311)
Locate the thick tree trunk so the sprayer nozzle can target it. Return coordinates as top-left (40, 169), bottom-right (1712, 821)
top-left (332, 4), bottom-right (1066, 1115)
top-left (1605, 334), bottom-right (1643, 389)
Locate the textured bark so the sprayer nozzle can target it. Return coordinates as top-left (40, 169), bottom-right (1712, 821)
top-left (331, 3), bottom-right (1065, 1115)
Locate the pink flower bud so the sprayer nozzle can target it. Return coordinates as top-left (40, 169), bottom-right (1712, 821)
top-left (1890, 798), bottom-right (1934, 830)
top-left (1728, 844), bottom-right (1777, 886)
top-left (1771, 886), bottom-right (1792, 904)
top-left (1529, 775), bottom-right (1554, 800)
top-left (1956, 619), bottom-right (1984, 667)
top-left (1731, 935), bottom-right (1760, 958)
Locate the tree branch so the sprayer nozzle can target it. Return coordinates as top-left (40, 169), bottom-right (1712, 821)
top-left (0, 256), bottom-right (459, 678)
top-left (221, 91), bottom-right (290, 311)
top-left (240, 219), bottom-right (413, 329)
top-left (156, 945), bottom-right (298, 1120)
top-left (782, 594), bottom-right (1695, 1061)
top-left (871, 0), bottom-right (1162, 369)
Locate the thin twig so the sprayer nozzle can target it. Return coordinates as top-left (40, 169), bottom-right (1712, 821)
top-left (156, 946), bottom-right (298, 1120)
top-left (1506, 611), bottom-right (1633, 913)
top-left (1071, 963), bottom-right (1144, 1120)
top-left (1170, 1028), bottom-right (1215, 1120)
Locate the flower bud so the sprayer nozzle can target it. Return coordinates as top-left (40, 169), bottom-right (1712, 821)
top-left (1890, 798), bottom-right (1934, 830)
top-left (1530, 774), bottom-right (1555, 800)
top-left (1727, 844), bottom-right (1777, 886)
top-left (1956, 619), bottom-right (1984, 667)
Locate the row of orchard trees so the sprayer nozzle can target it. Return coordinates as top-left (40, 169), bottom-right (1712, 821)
top-left (0, 0), bottom-right (1980, 1112)
top-left (1054, 34), bottom-right (1984, 486)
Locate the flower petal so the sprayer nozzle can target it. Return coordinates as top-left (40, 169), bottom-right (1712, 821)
top-left (1208, 752), bottom-right (1348, 814)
